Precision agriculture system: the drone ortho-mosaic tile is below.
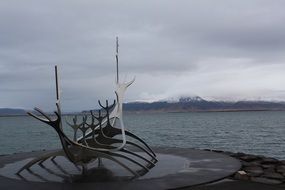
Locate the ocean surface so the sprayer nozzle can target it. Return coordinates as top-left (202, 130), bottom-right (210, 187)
top-left (0, 111), bottom-right (284, 159)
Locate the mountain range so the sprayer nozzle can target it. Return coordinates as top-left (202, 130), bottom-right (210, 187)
top-left (123, 96), bottom-right (285, 112)
top-left (2, 96), bottom-right (285, 116)
top-left (0, 108), bottom-right (27, 116)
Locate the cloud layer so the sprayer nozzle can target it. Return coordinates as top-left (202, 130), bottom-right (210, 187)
top-left (1, 0), bottom-right (285, 111)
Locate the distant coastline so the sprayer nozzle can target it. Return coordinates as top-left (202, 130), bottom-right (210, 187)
top-left (0, 108), bottom-right (27, 117)
top-left (125, 109), bottom-right (285, 114)
top-left (123, 96), bottom-right (285, 113)
top-left (2, 96), bottom-right (285, 116)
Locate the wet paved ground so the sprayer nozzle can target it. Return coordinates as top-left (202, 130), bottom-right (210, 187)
top-left (0, 147), bottom-right (241, 190)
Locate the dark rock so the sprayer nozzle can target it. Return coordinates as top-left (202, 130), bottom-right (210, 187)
top-left (240, 155), bottom-right (259, 162)
top-left (228, 153), bottom-right (239, 157)
top-left (262, 172), bottom-right (284, 180)
top-left (249, 161), bottom-right (262, 166)
top-left (234, 171), bottom-right (250, 180)
top-left (241, 161), bottom-right (251, 167)
top-left (261, 157), bottom-right (279, 164)
top-left (244, 166), bottom-right (264, 177)
top-left (278, 171), bottom-right (285, 177)
top-left (276, 165), bottom-right (285, 173)
top-left (212, 150), bottom-right (223, 153)
top-left (251, 177), bottom-right (283, 185)
top-left (264, 167), bottom-right (276, 173)
top-left (261, 164), bottom-right (275, 169)
top-left (235, 152), bottom-right (246, 157)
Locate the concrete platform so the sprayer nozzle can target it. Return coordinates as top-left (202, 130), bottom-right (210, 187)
top-left (0, 147), bottom-right (241, 190)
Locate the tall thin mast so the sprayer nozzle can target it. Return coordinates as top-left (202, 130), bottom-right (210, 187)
top-left (55, 65), bottom-right (60, 102)
top-left (116, 37), bottom-right (119, 84)
top-left (55, 65), bottom-right (62, 129)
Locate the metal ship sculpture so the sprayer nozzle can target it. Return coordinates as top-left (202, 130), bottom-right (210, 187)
top-left (17, 38), bottom-right (157, 179)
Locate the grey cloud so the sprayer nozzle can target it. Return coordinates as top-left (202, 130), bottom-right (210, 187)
top-left (1, 0), bottom-right (285, 111)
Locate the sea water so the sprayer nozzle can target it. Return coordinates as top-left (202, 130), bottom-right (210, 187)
top-left (0, 111), bottom-right (284, 159)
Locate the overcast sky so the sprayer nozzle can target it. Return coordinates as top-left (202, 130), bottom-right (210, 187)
top-left (1, 0), bottom-right (285, 111)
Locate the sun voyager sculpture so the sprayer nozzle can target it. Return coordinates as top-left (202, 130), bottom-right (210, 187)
top-left (17, 38), bottom-right (157, 180)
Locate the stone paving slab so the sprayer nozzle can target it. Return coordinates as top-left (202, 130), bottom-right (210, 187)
top-left (0, 147), bottom-right (241, 190)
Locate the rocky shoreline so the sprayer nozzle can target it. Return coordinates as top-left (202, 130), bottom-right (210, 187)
top-left (205, 149), bottom-right (285, 186)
